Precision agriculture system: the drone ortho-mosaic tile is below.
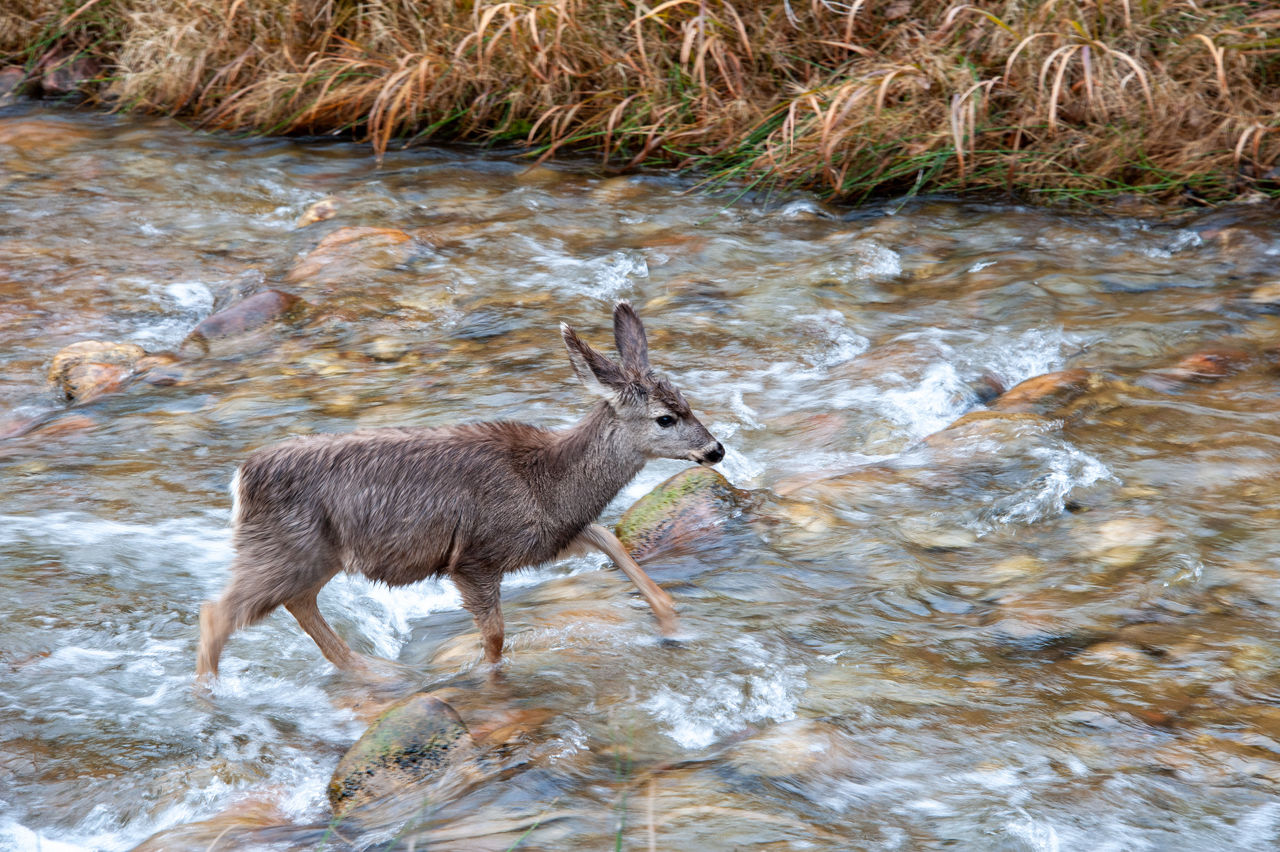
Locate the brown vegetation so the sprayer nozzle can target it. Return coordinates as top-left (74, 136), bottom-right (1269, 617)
top-left (3, 1), bottom-right (1279, 204)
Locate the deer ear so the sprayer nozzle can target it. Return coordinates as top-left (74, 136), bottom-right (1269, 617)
top-left (562, 323), bottom-right (625, 399)
top-left (612, 300), bottom-right (650, 372)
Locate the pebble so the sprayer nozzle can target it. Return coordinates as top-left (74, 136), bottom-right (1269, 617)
top-left (295, 196), bottom-right (340, 227)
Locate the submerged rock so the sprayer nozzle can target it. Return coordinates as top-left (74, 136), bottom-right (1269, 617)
top-left (1080, 517), bottom-right (1168, 569)
top-left (328, 691), bottom-right (474, 818)
top-left (131, 799), bottom-right (288, 852)
top-left (989, 368), bottom-right (1097, 414)
top-left (615, 466), bottom-right (750, 560)
top-left (296, 196), bottom-right (340, 227)
top-left (179, 289), bottom-right (304, 355)
top-left (1144, 347), bottom-right (1253, 388)
top-left (285, 226), bottom-right (414, 285)
top-left (47, 340), bottom-right (147, 403)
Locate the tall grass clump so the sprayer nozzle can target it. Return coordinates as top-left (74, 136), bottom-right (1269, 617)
top-left (3, 0), bottom-right (1278, 204)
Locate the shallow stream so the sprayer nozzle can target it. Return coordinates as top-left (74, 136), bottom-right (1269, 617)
top-left (5, 103), bottom-right (1280, 850)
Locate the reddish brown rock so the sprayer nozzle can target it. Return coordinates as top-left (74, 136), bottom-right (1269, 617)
top-left (30, 414), bottom-right (97, 438)
top-left (180, 289), bottom-right (304, 355)
top-left (39, 53), bottom-right (101, 98)
top-left (0, 116), bottom-right (98, 156)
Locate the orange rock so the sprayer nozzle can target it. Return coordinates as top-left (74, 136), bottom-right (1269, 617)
top-left (64, 363), bottom-right (130, 402)
top-left (133, 352), bottom-right (181, 373)
top-left (989, 368), bottom-right (1094, 413)
top-left (285, 226), bottom-right (414, 284)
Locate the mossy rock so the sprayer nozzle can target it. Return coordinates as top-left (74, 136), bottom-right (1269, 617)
top-left (328, 692), bottom-right (473, 818)
top-left (616, 466), bottom-right (749, 560)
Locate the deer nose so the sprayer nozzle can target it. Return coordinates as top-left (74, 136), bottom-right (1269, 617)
top-left (699, 442), bottom-right (725, 465)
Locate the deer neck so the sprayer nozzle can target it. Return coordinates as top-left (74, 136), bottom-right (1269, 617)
top-left (540, 400), bottom-right (646, 531)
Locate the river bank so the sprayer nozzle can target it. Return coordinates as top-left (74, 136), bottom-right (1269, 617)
top-left (2, 1), bottom-right (1278, 206)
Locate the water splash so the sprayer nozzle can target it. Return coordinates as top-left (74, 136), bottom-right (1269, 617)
top-left (643, 635), bottom-right (806, 749)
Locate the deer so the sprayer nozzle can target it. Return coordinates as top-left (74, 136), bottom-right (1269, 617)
top-left (196, 301), bottom-right (724, 678)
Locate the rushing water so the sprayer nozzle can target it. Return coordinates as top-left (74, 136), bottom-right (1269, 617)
top-left (5, 102), bottom-right (1280, 851)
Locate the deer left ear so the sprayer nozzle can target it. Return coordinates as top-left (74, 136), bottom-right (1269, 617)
top-left (562, 322), bottom-right (625, 400)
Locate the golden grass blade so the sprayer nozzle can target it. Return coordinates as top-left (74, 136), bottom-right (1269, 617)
top-left (1103, 45), bottom-right (1155, 113)
top-left (60, 0), bottom-right (107, 27)
top-left (1046, 45), bottom-right (1081, 131)
top-left (1193, 33), bottom-right (1230, 101)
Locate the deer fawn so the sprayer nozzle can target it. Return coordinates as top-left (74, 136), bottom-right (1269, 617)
top-left (196, 301), bottom-right (724, 677)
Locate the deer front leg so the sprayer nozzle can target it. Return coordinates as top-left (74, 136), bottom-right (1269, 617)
top-left (576, 523), bottom-right (679, 637)
top-left (455, 576), bottom-right (505, 664)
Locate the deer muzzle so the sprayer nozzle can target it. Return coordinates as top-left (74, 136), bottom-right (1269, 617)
top-left (690, 441), bottom-right (725, 465)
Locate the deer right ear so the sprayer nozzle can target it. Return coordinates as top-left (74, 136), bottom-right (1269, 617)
top-left (562, 323), bottom-right (625, 400)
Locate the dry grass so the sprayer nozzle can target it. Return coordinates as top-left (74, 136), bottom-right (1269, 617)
top-left (3, 0), bottom-right (1279, 204)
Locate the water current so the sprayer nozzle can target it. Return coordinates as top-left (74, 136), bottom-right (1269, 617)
top-left (4, 103), bottom-right (1280, 850)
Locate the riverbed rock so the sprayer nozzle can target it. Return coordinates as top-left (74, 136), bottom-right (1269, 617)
top-left (179, 289), bottom-right (304, 355)
top-left (296, 196), bottom-right (340, 227)
top-left (1080, 517), bottom-right (1168, 569)
top-left (39, 52), bottom-right (101, 98)
top-left (615, 466), bottom-right (750, 560)
top-left (131, 798), bottom-right (288, 852)
top-left (724, 718), bottom-right (848, 779)
top-left (47, 340), bottom-right (147, 403)
top-left (989, 368), bottom-right (1097, 414)
top-left (0, 115), bottom-right (98, 158)
top-left (1245, 281), bottom-right (1280, 311)
top-left (328, 691), bottom-right (474, 818)
top-left (285, 226), bottom-right (414, 285)
top-left (0, 67), bottom-right (33, 104)
top-left (1146, 347), bottom-right (1253, 387)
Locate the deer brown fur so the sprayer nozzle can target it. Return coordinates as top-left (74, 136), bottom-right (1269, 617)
top-left (196, 302), bottom-right (724, 677)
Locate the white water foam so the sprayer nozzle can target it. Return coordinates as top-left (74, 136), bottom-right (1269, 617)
top-left (643, 635), bottom-right (806, 749)
top-left (977, 442), bottom-right (1115, 529)
top-left (521, 241), bottom-right (651, 299)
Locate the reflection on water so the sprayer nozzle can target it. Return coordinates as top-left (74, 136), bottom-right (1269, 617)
top-left (4, 102), bottom-right (1280, 850)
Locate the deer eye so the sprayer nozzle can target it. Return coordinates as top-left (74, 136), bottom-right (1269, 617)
top-left (655, 414), bottom-right (677, 428)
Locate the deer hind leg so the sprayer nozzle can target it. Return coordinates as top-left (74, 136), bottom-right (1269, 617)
top-left (196, 548), bottom-right (340, 678)
top-left (455, 576), bottom-right (505, 664)
top-left (196, 570), bottom-right (288, 678)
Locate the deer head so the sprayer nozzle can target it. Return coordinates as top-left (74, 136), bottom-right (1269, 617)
top-left (561, 302), bottom-right (724, 466)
